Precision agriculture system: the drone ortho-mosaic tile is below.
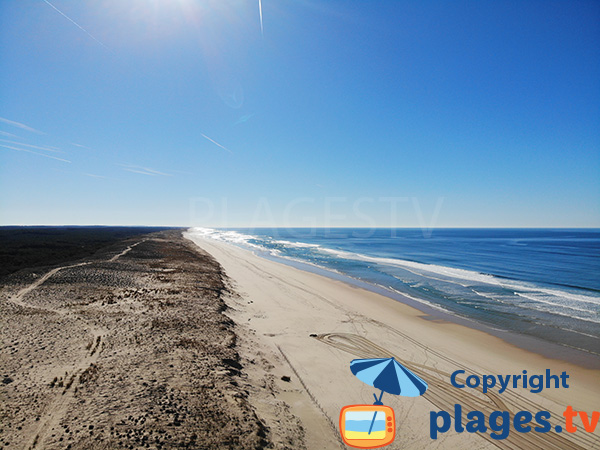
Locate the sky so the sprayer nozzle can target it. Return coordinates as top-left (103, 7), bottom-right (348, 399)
top-left (0, 0), bottom-right (599, 227)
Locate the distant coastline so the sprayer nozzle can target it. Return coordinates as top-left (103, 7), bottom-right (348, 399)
top-left (188, 227), bottom-right (600, 365)
top-left (2, 227), bottom-right (598, 449)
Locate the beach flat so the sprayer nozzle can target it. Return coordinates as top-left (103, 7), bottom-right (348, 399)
top-left (186, 232), bottom-right (600, 450)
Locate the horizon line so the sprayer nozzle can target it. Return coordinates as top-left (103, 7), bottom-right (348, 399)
top-left (1, 224), bottom-right (599, 230)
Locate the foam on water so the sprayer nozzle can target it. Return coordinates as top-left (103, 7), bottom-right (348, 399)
top-left (191, 227), bottom-right (263, 249)
top-left (301, 240), bottom-right (600, 319)
top-left (188, 227), bottom-right (600, 353)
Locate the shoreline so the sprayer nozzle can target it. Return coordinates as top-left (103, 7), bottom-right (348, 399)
top-left (186, 233), bottom-right (600, 450)
top-left (259, 250), bottom-right (600, 369)
top-left (221, 241), bottom-right (600, 370)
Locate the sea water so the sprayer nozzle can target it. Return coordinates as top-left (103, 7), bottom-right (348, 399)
top-left (189, 228), bottom-right (600, 355)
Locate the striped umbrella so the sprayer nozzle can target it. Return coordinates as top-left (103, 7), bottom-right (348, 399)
top-left (350, 357), bottom-right (428, 434)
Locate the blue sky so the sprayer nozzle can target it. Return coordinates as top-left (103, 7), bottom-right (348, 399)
top-left (1, 0), bottom-right (598, 227)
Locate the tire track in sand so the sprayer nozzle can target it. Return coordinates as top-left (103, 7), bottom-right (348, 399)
top-left (9, 240), bottom-right (144, 312)
top-left (9, 262), bottom-right (91, 311)
top-left (315, 332), bottom-right (596, 450)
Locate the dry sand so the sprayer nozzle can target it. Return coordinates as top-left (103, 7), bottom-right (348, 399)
top-left (185, 233), bottom-right (600, 450)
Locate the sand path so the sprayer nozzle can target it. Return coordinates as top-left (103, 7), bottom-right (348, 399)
top-left (6, 240), bottom-right (144, 450)
top-left (9, 240), bottom-right (144, 312)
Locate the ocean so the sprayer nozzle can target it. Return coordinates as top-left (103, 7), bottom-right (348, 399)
top-left (189, 228), bottom-right (600, 356)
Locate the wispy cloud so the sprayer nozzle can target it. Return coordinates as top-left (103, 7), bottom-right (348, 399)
top-left (0, 131), bottom-right (18, 138)
top-left (201, 133), bottom-right (232, 154)
top-left (234, 113), bottom-right (255, 126)
top-left (259, 0), bottom-right (264, 37)
top-left (0, 139), bottom-right (63, 153)
top-left (71, 142), bottom-right (92, 150)
top-left (123, 168), bottom-right (157, 176)
top-left (118, 164), bottom-right (172, 176)
top-left (0, 117), bottom-right (45, 134)
top-left (83, 173), bottom-right (106, 179)
top-left (0, 144), bottom-right (71, 163)
top-left (42, 0), bottom-right (109, 51)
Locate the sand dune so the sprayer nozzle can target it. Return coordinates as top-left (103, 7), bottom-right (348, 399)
top-left (0, 231), bottom-right (304, 450)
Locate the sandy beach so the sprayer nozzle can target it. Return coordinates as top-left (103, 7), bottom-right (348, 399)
top-left (185, 233), bottom-right (600, 450)
top-left (2, 230), bottom-right (598, 450)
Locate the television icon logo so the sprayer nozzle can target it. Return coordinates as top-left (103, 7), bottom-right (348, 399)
top-left (341, 357), bottom-right (428, 448)
top-left (339, 404), bottom-right (395, 449)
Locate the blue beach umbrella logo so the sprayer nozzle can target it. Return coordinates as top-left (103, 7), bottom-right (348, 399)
top-left (350, 357), bottom-right (428, 402)
top-left (340, 357), bottom-right (428, 447)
